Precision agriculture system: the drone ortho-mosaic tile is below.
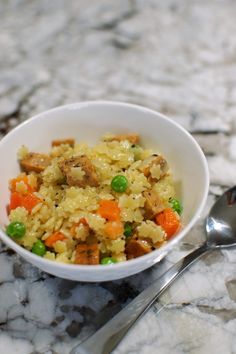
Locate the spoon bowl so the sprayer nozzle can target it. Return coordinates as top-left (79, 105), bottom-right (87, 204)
top-left (206, 186), bottom-right (236, 248)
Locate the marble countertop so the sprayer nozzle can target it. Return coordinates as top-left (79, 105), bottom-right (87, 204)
top-left (1, 1), bottom-right (236, 353)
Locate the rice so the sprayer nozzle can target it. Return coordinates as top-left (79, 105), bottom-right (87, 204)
top-left (7, 134), bottom-right (182, 265)
top-left (137, 220), bottom-right (165, 243)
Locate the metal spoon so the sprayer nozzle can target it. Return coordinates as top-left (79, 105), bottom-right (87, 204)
top-left (71, 186), bottom-right (236, 354)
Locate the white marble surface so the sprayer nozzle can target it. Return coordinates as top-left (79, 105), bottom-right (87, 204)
top-left (1, 1), bottom-right (236, 353)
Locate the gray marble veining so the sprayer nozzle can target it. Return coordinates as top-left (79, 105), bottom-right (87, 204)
top-left (0, 0), bottom-right (236, 353)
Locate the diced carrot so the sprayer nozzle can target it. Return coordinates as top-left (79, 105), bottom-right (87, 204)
top-left (45, 232), bottom-right (66, 248)
top-left (9, 192), bottom-right (23, 211)
top-left (9, 191), bottom-right (41, 213)
top-left (74, 242), bottom-right (99, 265)
top-left (10, 175), bottom-right (28, 191)
top-left (97, 200), bottom-right (121, 221)
top-left (10, 174), bottom-right (37, 193)
top-left (155, 208), bottom-right (181, 239)
top-left (21, 193), bottom-right (42, 213)
top-left (104, 221), bottom-right (124, 240)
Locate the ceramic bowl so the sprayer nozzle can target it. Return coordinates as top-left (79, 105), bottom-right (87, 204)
top-left (0, 101), bottom-right (209, 281)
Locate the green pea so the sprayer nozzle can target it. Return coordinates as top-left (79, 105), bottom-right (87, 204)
top-left (32, 240), bottom-right (46, 257)
top-left (101, 257), bottom-right (118, 265)
top-left (124, 223), bottom-right (132, 237)
top-left (131, 144), bottom-right (142, 161)
top-left (170, 198), bottom-right (183, 215)
top-left (111, 175), bottom-right (128, 193)
top-left (6, 221), bottom-right (26, 239)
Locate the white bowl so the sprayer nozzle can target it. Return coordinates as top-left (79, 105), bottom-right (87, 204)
top-left (0, 101), bottom-right (209, 282)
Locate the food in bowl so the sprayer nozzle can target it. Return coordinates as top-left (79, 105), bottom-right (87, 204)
top-left (6, 133), bottom-right (182, 265)
top-left (0, 101), bottom-right (209, 281)
top-left (6, 134), bottom-right (182, 264)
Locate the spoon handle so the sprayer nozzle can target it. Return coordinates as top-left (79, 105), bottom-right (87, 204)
top-left (70, 243), bottom-right (210, 354)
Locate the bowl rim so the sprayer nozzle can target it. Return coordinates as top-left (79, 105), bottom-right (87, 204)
top-left (0, 100), bottom-right (210, 273)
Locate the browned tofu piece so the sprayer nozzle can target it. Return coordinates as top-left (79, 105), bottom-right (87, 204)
top-left (74, 242), bottom-right (99, 265)
top-left (59, 155), bottom-right (99, 187)
top-left (20, 153), bottom-right (51, 173)
top-left (52, 138), bottom-right (75, 147)
top-left (125, 238), bottom-right (151, 260)
top-left (107, 134), bottom-right (140, 144)
top-left (143, 189), bottom-right (166, 219)
top-left (139, 154), bottom-right (168, 180)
